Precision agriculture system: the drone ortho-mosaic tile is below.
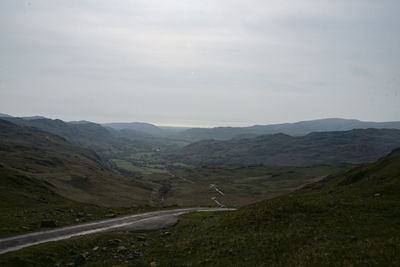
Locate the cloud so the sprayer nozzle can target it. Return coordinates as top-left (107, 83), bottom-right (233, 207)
top-left (0, 0), bottom-right (399, 125)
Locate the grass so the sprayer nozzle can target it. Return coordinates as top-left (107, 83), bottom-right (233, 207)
top-left (111, 159), bottom-right (168, 175)
top-left (146, 164), bottom-right (352, 207)
top-left (0, 166), bottom-right (162, 238)
top-left (1, 149), bottom-right (399, 266)
top-left (111, 151), bottom-right (193, 175)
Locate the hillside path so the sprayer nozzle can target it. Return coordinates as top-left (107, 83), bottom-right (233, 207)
top-left (0, 207), bottom-right (235, 255)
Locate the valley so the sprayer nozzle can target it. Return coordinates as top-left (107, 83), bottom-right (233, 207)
top-left (0, 115), bottom-right (399, 266)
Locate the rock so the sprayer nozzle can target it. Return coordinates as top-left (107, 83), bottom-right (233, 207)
top-left (108, 239), bottom-right (122, 247)
top-left (76, 212), bottom-right (85, 217)
top-left (162, 231), bottom-right (171, 236)
top-left (105, 214), bottom-right (116, 218)
top-left (92, 246), bottom-right (99, 251)
top-left (74, 254), bottom-right (86, 266)
top-left (374, 193), bottom-right (381, 197)
top-left (228, 248), bottom-right (234, 254)
top-left (66, 263), bottom-right (74, 267)
top-left (40, 220), bottom-right (57, 228)
top-left (117, 246), bottom-right (128, 254)
top-left (150, 261), bottom-right (158, 266)
top-left (142, 241), bottom-right (149, 247)
top-left (20, 226), bottom-right (31, 231)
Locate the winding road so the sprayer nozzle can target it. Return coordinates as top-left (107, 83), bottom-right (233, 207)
top-left (0, 207), bottom-right (235, 255)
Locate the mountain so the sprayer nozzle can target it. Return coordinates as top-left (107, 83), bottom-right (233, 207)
top-left (169, 128), bottom-right (400, 166)
top-left (20, 116), bottom-right (48, 120)
top-left (173, 118), bottom-right (400, 142)
top-left (102, 122), bottom-right (166, 137)
top-left (0, 113), bottom-right (12, 118)
top-left (0, 117), bottom-right (145, 158)
top-left (0, 119), bottom-right (152, 207)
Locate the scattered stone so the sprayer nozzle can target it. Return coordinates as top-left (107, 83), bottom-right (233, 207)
top-left (228, 248), bottom-right (234, 254)
top-left (40, 220), bottom-right (57, 228)
top-left (66, 263), bottom-right (74, 267)
top-left (374, 193), bottom-right (381, 197)
top-left (20, 226), bottom-right (31, 231)
top-left (108, 239), bottom-right (122, 247)
top-left (162, 231), bottom-right (171, 236)
top-left (142, 241), bottom-right (149, 247)
top-left (53, 264), bottom-right (60, 267)
top-left (92, 246), bottom-right (99, 251)
top-left (117, 246), bottom-right (128, 254)
top-left (76, 212), bottom-right (85, 217)
top-left (150, 261), bottom-right (159, 266)
top-left (74, 254), bottom-right (86, 266)
top-left (75, 219), bottom-right (80, 222)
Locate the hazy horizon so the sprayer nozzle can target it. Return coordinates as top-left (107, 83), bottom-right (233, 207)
top-left (1, 0), bottom-right (399, 127)
top-left (2, 110), bottom-right (400, 128)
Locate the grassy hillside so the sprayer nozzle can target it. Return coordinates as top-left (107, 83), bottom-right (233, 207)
top-left (2, 148), bottom-right (398, 266)
top-left (170, 128), bottom-right (400, 166)
top-left (0, 166), bottom-right (158, 238)
top-left (147, 164), bottom-right (351, 207)
top-left (0, 117), bottom-right (189, 173)
top-left (0, 119), bottom-right (153, 207)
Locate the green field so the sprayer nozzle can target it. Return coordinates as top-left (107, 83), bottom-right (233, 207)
top-left (110, 151), bottom-right (193, 175)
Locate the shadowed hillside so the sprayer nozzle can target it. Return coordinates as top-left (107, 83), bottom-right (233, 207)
top-left (0, 119), bottom-right (152, 207)
top-left (169, 128), bottom-right (400, 166)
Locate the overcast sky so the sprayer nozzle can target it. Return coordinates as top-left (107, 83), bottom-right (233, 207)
top-left (0, 0), bottom-right (399, 127)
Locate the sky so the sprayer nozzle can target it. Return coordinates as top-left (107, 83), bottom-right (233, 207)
top-left (0, 0), bottom-right (399, 127)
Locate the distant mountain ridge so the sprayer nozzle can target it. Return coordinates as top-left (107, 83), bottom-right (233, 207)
top-left (168, 128), bottom-right (400, 166)
top-left (173, 118), bottom-right (400, 142)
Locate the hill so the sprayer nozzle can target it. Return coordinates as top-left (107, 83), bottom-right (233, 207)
top-left (0, 119), bottom-right (152, 207)
top-left (173, 118), bottom-right (400, 142)
top-left (2, 147), bottom-right (399, 265)
top-left (102, 122), bottom-right (165, 137)
top-left (0, 117), bottom-right (170, 163)
top-left (169, 128), bottom-right (400, 166)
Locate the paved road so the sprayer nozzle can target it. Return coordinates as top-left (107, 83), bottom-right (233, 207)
top-left (0, 207), bottom-right (235, 255)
